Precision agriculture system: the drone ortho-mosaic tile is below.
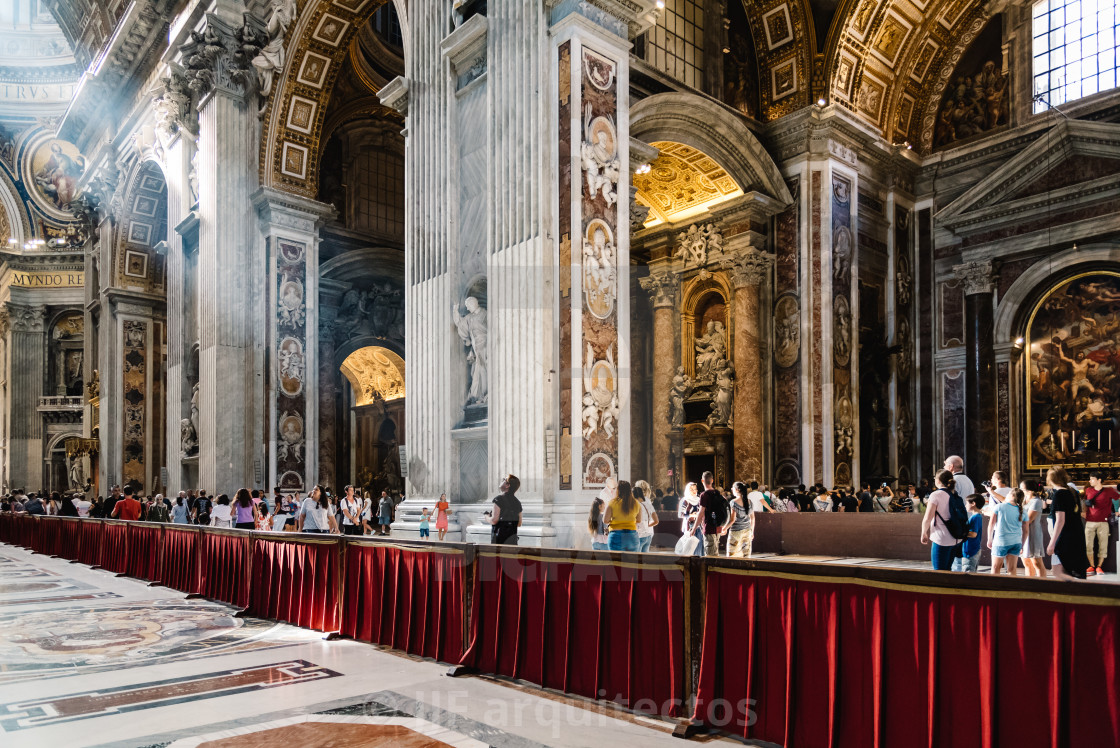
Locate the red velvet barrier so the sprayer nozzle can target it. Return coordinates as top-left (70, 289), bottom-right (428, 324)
top-left (341, 542), bottom-right (466, 662)
top-left (33, 516), bottom-right (60, 555)
top-left (0, 513), bottom-right (12, 543)
top-left (78, 518), bottom-right (104, 566)
top-left (127, 523), bottom-right (163, 581)
top-left (159, 526), bottom-right (200, 594)
top-left (459, 550), bottom-right (688, 716)
top-left (56, 518), bottom-right (83, 560)
top-left (99, 521), bottom-right (130, 574)
top-left (693, 567), bottom-right (1120, 747)
top-left (198, 529), bottom-right (250, 608)
top-left (249, 535), bottom-right (341, 631)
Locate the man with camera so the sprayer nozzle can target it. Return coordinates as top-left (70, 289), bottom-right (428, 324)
top-left (1085, 470), bottom-right (1118, 575)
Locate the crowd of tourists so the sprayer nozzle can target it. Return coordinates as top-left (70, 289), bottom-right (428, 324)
top-left (3, 453), bottom-right (1116, 580)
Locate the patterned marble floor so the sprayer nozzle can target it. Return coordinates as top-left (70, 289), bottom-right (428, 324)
top-left (0, 545), bottom-right (711, 748)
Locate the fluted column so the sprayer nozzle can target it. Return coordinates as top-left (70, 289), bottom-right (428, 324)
top-left (639, 271), bottom-right (678, 492)
top-left (955, 260), bottom-right (998, 480)
top-left (723, 248), bottom-right (774, 482)
top-left (5, 303), bottom-right (46, 488)
top-left (183, 9), bottom-right (262, 494)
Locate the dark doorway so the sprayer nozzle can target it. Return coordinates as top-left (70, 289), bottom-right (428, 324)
top-left (683, 454), bottom-right (715, 487)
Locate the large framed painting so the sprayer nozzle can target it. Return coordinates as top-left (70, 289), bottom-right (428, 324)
top-left (1026, 272), bottom-right (1120, 469)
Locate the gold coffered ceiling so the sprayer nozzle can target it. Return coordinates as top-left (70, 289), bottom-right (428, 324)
top-left (633, 141), bottom-right (743, 227)
top-left (341, 346), bottom-right (405, 406)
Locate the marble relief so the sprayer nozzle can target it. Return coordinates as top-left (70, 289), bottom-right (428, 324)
top-left (578, 46), bottom-right (621, 489)
top-left (122, 320), bottom-right (147, 490)
top-left (557, 41), bottom-right (573, 491)
top-left (831, 175), bottom-right (854, 483)
top-left (275, 239), bottom-right (307, 489)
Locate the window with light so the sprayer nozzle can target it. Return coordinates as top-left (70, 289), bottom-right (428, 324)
top-left (1032, 0), bottom-right (1119, 112)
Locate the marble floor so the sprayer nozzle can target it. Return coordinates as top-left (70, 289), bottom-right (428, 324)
top-left (0, 544), bottom-right (730, 748)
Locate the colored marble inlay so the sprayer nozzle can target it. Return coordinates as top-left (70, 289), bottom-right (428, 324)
top-left (122, 319), bottom-right (148, 490)
top-left (558, 40), bottom-right (572, 491)
top-left (0, 660), bottom-right (340, 731)
top-left (810, 171), bottom-right (823, 481)
top-left (275, 239), bottom-right (308, 490)
top-left (831, 175), bottom-right (853, 483)
top-left (579, 44), bottom-right (621, 490)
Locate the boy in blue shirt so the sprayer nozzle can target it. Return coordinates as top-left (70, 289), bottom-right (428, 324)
top-left (951, 494), bottom-right (986, 572)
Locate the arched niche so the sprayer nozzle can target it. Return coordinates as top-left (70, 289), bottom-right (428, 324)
top-left (339, 345), bottom-right (406, 499)
top-left (680, 273), bottom-right (732, 380)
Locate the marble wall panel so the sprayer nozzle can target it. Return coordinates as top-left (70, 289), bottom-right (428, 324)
top-left (558, 41), bottom-right (573, 491)
top-left (895, 206), bottom-right (915, 476)
top-left (943, 369), bottom-right (966, 458)
top-left (774, 177), bottom-right (801, 481)
top-left (832, 174), bottom-right (854, 486)
top-left (275, 239), bottom-right (308, 490)
top-left (997, 361), bottom-right (1010, 473)
top-left (941, 280), bottom-right (964, 347)
top-left (122, 320), bottom-right (147, 490)
top-left (811, 171), bottom-right (823, 480)
top-left (579, 46), bottom-right (620, 490)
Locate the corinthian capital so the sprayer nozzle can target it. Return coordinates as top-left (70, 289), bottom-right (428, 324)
top-left (6, 303), bottom-right (45, 333)
top-left (639, 271), bottom-right (678, 308)
top-left (180, 13), bottom-right (256, 102)
top-left (953, 259), bottom-right (997, 296)
top-left (722, 248), bottom-right (775, 289)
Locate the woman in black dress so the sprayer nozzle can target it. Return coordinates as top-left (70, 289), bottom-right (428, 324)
top-left (1045, 468), bottom-right (1089, 580)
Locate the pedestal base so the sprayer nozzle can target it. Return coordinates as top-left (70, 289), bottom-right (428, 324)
top-left (464, 522), bottom-right (558, 547)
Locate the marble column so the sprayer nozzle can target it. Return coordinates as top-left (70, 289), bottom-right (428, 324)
top-left (639, 270), bottom-right (678, 492)
top-left (5, 303), bottom-right (46, 488)
top-left (253, 188), bottom-right (334, 493)
top-left (723, 249), bottom-right (774, 482)
top-left (955, 260), bottom-right (998, 480)
top-left (182, 8), bottom-right (264, 493)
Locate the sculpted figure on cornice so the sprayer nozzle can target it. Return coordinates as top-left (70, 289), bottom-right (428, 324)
top-left (676, 223), bottom-right (723, 267)
top-left (251, 0), bottom-right (297, 103)
top-left (668, 366), bottom-right (694, 429)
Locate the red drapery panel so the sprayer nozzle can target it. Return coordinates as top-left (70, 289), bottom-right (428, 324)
top-left (198, 529), bottom-right (250, 608)
top-left (0, 513), bottom-right (12, 543)
top-left (34, 517), bottom-right (61, 555)
top-left (56, 518), bottom-right (83, 561)
top-left (459, 551), bottom-right (687, 717)
top-left (159, 526), bottom-right (200, 594)
top-left (693, 567), bottom-right (1120, 747)
top-left (100, 521), bottom-right (130, 574)
top-left (78, 519), bottom-right (104, 566)
top-left (249, 536), bottom-right (340, 631)
top-left (126, 523), bottom-right (162, 581)
top-left (341, 542), bottom-right (466, 662)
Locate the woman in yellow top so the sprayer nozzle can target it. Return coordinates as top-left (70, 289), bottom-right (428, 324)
top-left (602, 480), bottom-right (640, 552)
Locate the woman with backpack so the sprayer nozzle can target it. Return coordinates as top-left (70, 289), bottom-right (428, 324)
top-left (920, 469), bottom-right (968, 571)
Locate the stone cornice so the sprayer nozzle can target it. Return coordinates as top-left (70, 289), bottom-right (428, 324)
top-left (546, 0), bottom-right (662, 39)
top-left (252, 187), bottom-right (337, 236)
top-left (378, 76), bottom-right (409, 117)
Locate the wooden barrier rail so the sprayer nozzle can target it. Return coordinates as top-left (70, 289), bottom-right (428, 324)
top-left (2, 513), bottom-right (1118, 745)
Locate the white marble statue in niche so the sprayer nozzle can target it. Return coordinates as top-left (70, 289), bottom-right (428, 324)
top-left (180, 418), bottom-right (198, 456)
top-left (582, 342), bottom-right (619, 439)
top-left (707, 360), bottom-right (735, 428)
top-left (452, 296), bottom-right (488, 406)
top-left (581, 105), bottom-right (620, 206)
top-left (583, 220), bottom-right (617, 319)
top-left (669, 367), bottom-right (694, 429)
top-left (694, 320), bottom-right (728, 381)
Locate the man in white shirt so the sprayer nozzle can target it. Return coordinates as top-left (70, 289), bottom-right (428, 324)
top-left (74, 493), bottom-right (92, 517)
top-left (944, 455), bottom-right (975, 497)
top-left (746, 481), bottom-right (769, 514)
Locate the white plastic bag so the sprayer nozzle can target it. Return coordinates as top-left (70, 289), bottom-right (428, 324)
top-left (675, 532), bottom-right (699, 556)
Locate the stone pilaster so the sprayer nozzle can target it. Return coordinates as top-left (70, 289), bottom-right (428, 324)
top-left (6, 303), bottom-right (46, 489)
top-left (182, 9), bottom-right (262, 493)
top-left (639, 269), bottom-right (678, 492)
top-left (723, 248), bottom-right (774, 482)
top-left (253, 187), bottom-right (335, 494)
top-left (954, 259), bottom-right (998, 480)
